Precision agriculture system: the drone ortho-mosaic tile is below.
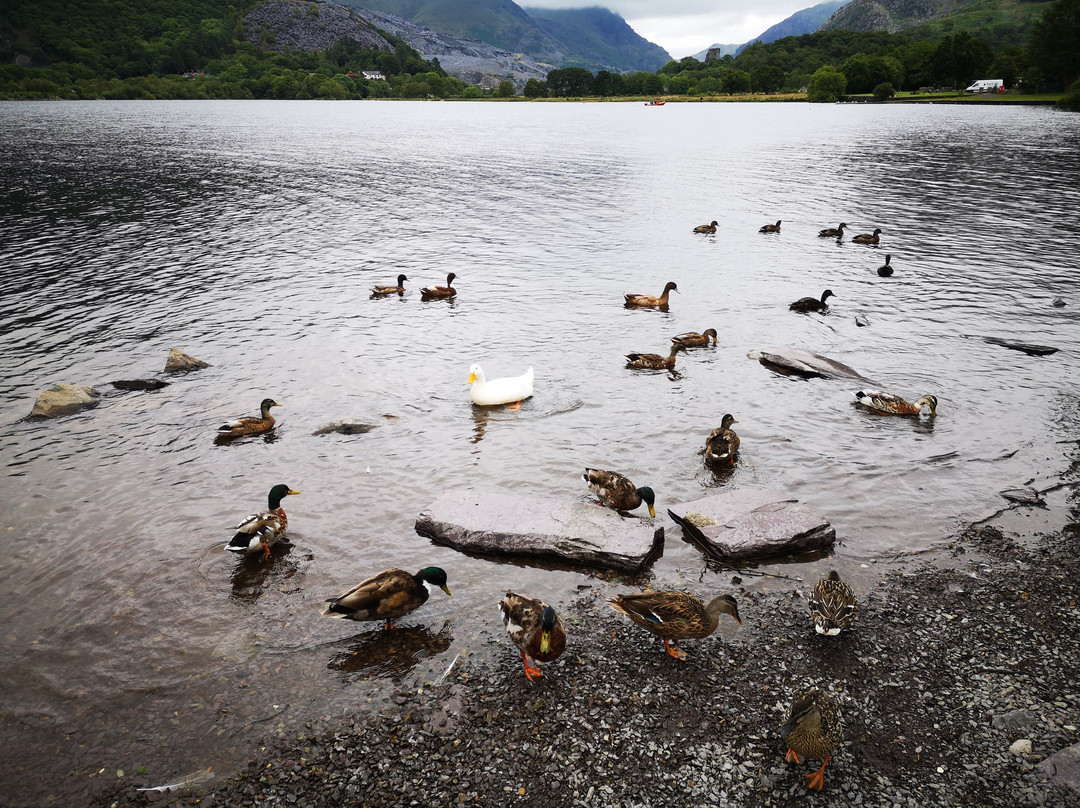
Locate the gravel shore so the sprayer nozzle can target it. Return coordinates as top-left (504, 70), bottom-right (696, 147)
top-left (96, 521), bottom-right (1080, 808)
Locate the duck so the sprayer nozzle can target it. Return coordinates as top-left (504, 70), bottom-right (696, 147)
top-left (759, 220), bottom-right (782, 233)
top-left (789, 289), bottom-right (835, 313)
top-left (420, 273), bottom-right (457, 300)
top-left (499, 592), bottom-right (567, 682)
top-left (321, 567), bottom-right (451, 629)
top-left (624, 281), bottom-right (678, 308)
top-left (217, 398), bottom-right (280, 438)
top-left (671, 329), bottom-right (717, 348)
top-left (818, 223), bottom-right (846, 238)
top-left (877, 254), bottom-right (893, 276)
top-left (468, 364), bottom-right (533, 407)
top-left (583, 468), bottom-right (655, 517)
top-left (226, 484), bottom-right (301, 559)
top-left (852, 228), bottom-right (882, 245)
top-left (854, 390), bottom-right (937, 417)
top-left (693, 220), bottom-right (718, 234)
top-left (782, 688), bottom-right (843, 791)
top-left (809, 570), bottom-right (857, 635)
top-left (371, 274), bottom-right (410, 295)
top-left (607, 591), bottom-right (742, 660)
top-left (704, 414), bottom-right (740, 466)
top-left (625, 343), bottom-right (685, 371)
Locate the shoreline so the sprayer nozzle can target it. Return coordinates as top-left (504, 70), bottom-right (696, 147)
top-left (92, 500), bottom-right (1080, 808)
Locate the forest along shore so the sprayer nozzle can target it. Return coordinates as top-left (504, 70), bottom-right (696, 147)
top-left (94, 508), bottom-right (1080, 808)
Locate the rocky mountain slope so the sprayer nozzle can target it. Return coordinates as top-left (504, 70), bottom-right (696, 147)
top-left (525, 6), bottom-right (670, 72)
top-left (244, 0), bottom-right (393, 53)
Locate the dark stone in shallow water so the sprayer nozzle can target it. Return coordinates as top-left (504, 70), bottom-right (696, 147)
top-left (164, 348), bottom-right (210, 372)
top-left (980, 336), bottom-right (1058, 356)
top-left (415, 489), bottom-right (664, 573)
top-left (29, 384), bottom-right (100, 418)
top-left (747, 348), bottom-right (872, 381)
top-left (668, 489), bottom-right (835, 561)
top-left (312, 420), bottom-right (378, 436)
top-left (111, 379), bottom-right (170, 391)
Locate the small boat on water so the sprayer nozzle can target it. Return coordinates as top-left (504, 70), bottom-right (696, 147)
top-left (646, 99), bottom-right (666, 106)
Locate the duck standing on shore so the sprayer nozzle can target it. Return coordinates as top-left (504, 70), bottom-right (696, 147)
top-left (808, 570), bottom-right (857, 635)
top-left (500, 592), bottom-right (567, 681)
top-left (607, 591), bottom-right (742, 660)
top-left (782, 688), bottom-right (843, 791)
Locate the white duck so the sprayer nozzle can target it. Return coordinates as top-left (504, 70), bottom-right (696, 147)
top-left (468, 364), bottom-right (534, 407)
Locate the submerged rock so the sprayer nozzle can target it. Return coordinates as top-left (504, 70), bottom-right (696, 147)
top-left (980, 336), bottom-right (1058, 357)
top-left (313, 419), bottom-right (379, 436)
top-left (415, 489), bottom-right (664, 573)
top-left (747, 348), bottom-right (872, 381)
top-left (668, 489), bottom-right (835, 561)
top-left (111, 378), bottom-right (170, 391)
top-left (165, 348), bottom-right (210, 373)
top-left (29, 384), bottom-right (100, 418)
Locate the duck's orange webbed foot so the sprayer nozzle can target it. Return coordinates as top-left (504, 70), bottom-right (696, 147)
top-left (507, 401), bottom-right (521, 411)
top-left (785, 748), bottom-right (804, 765)
top-left (383, 620), bottom-right (400, 631)
top-left (804, 755), bottom-right (830, 790)
top-left (520, 651), bottom-right (543, 681)
top-left (663, 638), bottom-right (687, 661)
top-left (261, 541), bottom-right (271, 560)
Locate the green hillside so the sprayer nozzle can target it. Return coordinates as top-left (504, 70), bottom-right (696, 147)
top-left (525, 6), bottom-right (671, 72)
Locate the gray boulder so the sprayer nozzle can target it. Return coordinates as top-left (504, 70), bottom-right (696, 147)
top-left (415, 490), bottom-right (664, 573)
top-left (313, 419), bottom-right (379, 436)
top-left (748, 348), bottom-right (872, 381)
top-left (29, 384), bottom-right (100, 418)
top-left (1040, 742), bottom-right (1080, 792)
top-left (668, 489), bottom-right (835, 561)
top-left (165, 348), bottom-right (210, 373)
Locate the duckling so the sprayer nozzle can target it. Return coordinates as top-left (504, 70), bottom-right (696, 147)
top-left (671, 328), bottom-right (717, 348)
top-left (782, 689), bottom-right (842, 791)
top-left (818, 223), bottom-right (846, 238)
top-left (372, 274), bottom-right (410, 295)
top-left (608, 591), bottom-right (741, 660)
top-left (877, 255), bottom-right (893, 276)
top-left (759, 220), bottom-right (782, 233)
top-left (227, 484), bottom-right (300, 559)
top-left (500, 592), bottom-right (567, 681)
top-left (583, 468), bottom-right (655, 517)
top-left (321, 567), bottom-right (451, 629)
top-left (704, 414), bottom-right (740, 466)
top-left (854, 390), bottom-right (937, 417)
top-left (809, 570), bottom-right (857, 635)
top-left (789, 289), bottom-right (835, 313)
top-left (625, 343), bottom-right (685, 371)
top-left (217, 398), bottom-right (280, 438)
top-left (852, 228), bottom-right (882, 245)
top-left (624, 281), bottom-right (678, 308)
top-left (693, 220), bottom-right (718, 234)
top-left (420, 273), bottom-right (457, 300)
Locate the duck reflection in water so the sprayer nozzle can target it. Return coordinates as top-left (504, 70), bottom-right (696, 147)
top-left (327, 620), bottom-right (454, 680)
top-left (229, 540), bottom-right (306, 602)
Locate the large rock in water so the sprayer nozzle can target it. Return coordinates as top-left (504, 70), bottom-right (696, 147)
top-left (29, 384), bottom-right (100, 418)
top-left (165, 348), bottom-right (210, 373)
top-left (748, 348), bottom-right (872, 381)
top-left (416, 490), bottom-right (664, 573)
top-left (668, 489), bottom-right (835, 561)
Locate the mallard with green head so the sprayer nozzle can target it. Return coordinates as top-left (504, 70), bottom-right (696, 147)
top-left (782, 688), bottom-right (843, 791)
top-left (854, 390), bottom-right (937, 417)
top-left (789, 290), bottom-right (835, 313)
top-left (583, 468), bottom-right (656, 517)
top-left (372, 274), bottom-right (410, 295)
top-left (852, 227), bottom-right (882, 245)
top-left (704, 414), bottom-right (740, 466)
top-left (809, 570), bottom-right (857, 635)
top-left (759, 220), bottom-right (782, 233)
top-left (626, 342), bottom-right (685, 371)
top-left (607, 590), bottom-right (741, 660)
top-left (671, 328), bottom-right (717, 348)
top-left (500, 592), bottom-right (567, 681)
top-left (693, 220), bottom-right (718, 234)
top-left (217, 398), bottom-right (280, 438)
top-left (321, 567), bottom-right (451, 629)
top-left (624, 281), bottom-right (678, 309)
top-left (420, 273), bottom-right (457, 300)
top-left (818, 223), bottom-right (846, 238)
top-left (227, 484), bottom-right (300, 559)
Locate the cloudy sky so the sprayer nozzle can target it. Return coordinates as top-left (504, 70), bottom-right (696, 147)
top-left (524, 0), bottom-right (813, 58)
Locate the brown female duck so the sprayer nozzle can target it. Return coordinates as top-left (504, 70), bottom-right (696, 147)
top-left (321, 567), bottom-right (451, 629)
top-left (789, 289), bottom-right (835, 313)
top-left (608, 591), bottom-right (742, 660)
top-left (624, 281), bottom-right (678, 308)
top-left (852, 228), bottom-right (882, 245)
top-left (372, 274), bottom-right (410, 295)
top-left (583, 468), bottom-right (655, 517)
top-left (782, 688), bottom-right (843, 791)
top-left (809, 570), bottom-right (857, 635)
top-left (693, 220), bottom-right (718, 234)
top-left (759, 220), bottom-right (782, 233)
top-left (854, 390), bottom-right (937, 417)
top-left (818, 223), bottom-right (847, 238)
top-left (626, 342), bottom-right (685, 371)
top-left (217, 398), bottom-right (280, 438)
top-left (671, 328), bottom-right (717, 348)
top-left (420, 273), bottom-right (457, 300)
top-left (500, 592), bottom-right (567, 681)
top-left (704, 413), bottom-right (740, 466)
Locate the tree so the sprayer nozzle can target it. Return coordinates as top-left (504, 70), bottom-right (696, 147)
top-left (1028, 0), bottom-right (1080, 86)
top-left (523, 78), bottom-right (543, 98)
top-left (593, 70), bottom-right (616, 97)
top-left (721, 69), bottom-right (751, 94)
top-left (496, 79), bottom-right (515, 98)
top-left (807, 65), bottom-right (846, 102)
top-left (873, 82), bottom-right (895, 101)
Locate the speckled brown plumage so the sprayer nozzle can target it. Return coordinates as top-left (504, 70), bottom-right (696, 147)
top-left (809, 571), bottom-right (857, 635)
top-left (782, 688), bottom-right (842, 790)
top-left (671, 328), bottom-right (717, 348)
top-left (854, 390), bottom-right (937, 417)
top-left (704, 414), bottom-right (740, 466)
top-left (322, 567), bottom-right (451, 628)
top-left (625, 343), bottom-right (685, 371)
top-left (607, 591), bottom-right (741, 660)
top-left (582, 468), bottom-right (655, 517)
top-left (217, 398), bottom-right (280, 438)
top-left (500, 592), bottom-right (567, 681)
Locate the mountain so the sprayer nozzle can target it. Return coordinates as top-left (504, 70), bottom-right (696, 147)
top-left (690, 43), bottom-right (740, 61)
top-left (818, 0), bottom-right (1054, 37)
top-left (744, 0), bottom-right (846, 45)
top-left (525, 7), bottom-right (671, 72)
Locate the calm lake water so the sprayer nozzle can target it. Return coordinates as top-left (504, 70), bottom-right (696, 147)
top-left (1, 99), bottom-right (1078, 804)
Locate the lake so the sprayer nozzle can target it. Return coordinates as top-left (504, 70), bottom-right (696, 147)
top-left (0, 99), bottom-right (1078, 804)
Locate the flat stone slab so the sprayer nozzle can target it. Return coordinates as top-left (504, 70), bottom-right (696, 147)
top-left (980, 336), bottom-right (1059, 356)
top-left (29, 384), bottom-right (100, 418)
top-left (748, 348), bottom-right (872, 381)
top-left (415, 490), bottom-right (664, 573)
top-left (668, 489), bottom-right (835, 561)
top-left (1040, 742), bottom-right (1080, 792)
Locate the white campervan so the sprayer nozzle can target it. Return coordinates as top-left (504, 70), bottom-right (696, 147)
top-left (964, 79), bottom-right (1004, 93)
